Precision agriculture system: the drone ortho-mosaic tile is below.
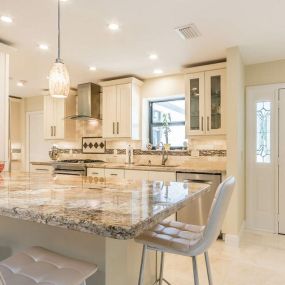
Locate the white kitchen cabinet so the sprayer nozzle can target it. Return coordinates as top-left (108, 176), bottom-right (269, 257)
top-left (148, 171), bottom-right (176, 182)
top-left (101, 77), bottom-right (143, 139)
top-left (185, 63), bottom-right (226, 136)
top-left (87, 168), bottom-right (105, 177)
top-left (125, 169), bottom-right (149, 180)
top-left (43, 95), bottom-right (76, 140)
top-left (104, 168), bottom-right (125, 178)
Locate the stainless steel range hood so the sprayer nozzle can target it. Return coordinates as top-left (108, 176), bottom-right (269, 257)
top-left (66, 82), bottom-right (101, 121)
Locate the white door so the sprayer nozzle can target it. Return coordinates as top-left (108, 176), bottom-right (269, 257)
top-left (246, 85), bottom-right (277, 232)
top-left (44, 96), bottom-right (55, 139)
top-left (278, 88), bottom-right (285, 234)
top-left (102, 86), bottom-right (117, 138)
top-left (27, 112), bottom-right (52, 170)
top-left (54, 98), bottom-right (65, 139)
top-left (116, 84), bottom-right (132, 138)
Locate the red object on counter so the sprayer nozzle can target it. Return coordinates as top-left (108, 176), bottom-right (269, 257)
top-left (0, 162), bottom-right (5, 173)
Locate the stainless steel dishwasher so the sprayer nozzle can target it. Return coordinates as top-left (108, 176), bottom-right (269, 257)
top-left (176, 172), bottom-right (222, 225)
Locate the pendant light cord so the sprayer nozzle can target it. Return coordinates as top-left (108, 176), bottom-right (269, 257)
top-left (57, 0), bottom-right (61, 62)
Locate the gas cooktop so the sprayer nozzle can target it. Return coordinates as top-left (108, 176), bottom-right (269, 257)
top-left (59, 159), bottom-right (105, 164)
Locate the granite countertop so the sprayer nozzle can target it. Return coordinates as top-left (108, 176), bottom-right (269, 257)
top-left (30, 161), bottom-right (53, 166)
top-left (0, 173), bottom-right (209, 240)
top-left (86, 161), bottom-right (226, 174)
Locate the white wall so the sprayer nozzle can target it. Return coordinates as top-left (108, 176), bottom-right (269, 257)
top-left (0, 52), bottom-right (9, 169)
top-left (245, 59), bottom-right (285, 86)
top-left (223, 47), bottom-right (245, 239)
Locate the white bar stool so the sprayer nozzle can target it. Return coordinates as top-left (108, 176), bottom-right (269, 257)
top-left (0, 246), bottom-right (98, 285)
top-left (135, 176), bottom-right (236, 285)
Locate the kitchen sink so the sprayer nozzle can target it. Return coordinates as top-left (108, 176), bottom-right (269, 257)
top-left (135, 164), bottom-right (179, 168)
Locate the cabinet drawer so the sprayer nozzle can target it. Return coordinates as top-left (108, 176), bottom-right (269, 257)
top-left (87, 168), bottom-right (105, 177)
top-left (125, 170), bottom-right (149, 180)
top-left (105, 168), bottom-right (125, 178)
top-left (148, 171), bottom-right (176, 182)
top-left (30, 164), bottom-right (53, 174)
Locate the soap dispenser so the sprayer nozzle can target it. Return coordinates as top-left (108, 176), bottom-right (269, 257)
top-left (125, 144), bottom-right (134, 164)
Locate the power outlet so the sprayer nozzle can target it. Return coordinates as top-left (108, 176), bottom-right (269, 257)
top-left (191, 150), bottom-right (199, 157)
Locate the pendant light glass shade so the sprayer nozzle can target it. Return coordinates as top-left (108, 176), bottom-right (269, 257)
top-left (49, 61), bottom-right (70, 98)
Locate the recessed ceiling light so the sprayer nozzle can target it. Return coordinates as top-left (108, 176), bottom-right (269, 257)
top-left (39, 44), bottom-right (49, 50)
top-left (89, 66), bottom-right (97, 71)
top-left (153, 69), bottom-right (163, 75)
top-left (17, 81), bottom-right (24, 87)
top-left (149, 54), bottom-right (158, 60)
top-left (108, 23), bottom-right (119, 31)
top-left (0, 15), bottom-right (13, 23)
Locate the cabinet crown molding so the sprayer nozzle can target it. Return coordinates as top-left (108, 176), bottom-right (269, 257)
top-left (99, 77), bottom-right (144, 87)
top-left (183, 62), bottom-right (227, 74)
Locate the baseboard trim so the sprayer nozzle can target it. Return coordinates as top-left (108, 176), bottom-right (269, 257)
top-left (224, 220), bottom-right (245, 247)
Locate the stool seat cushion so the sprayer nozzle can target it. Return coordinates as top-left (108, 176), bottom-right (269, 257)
top-left (0, 246), bottom-right (97, 285)
top-left (135, 220), bottom-right (205, 255)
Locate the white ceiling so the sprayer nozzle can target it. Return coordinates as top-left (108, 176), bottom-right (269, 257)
top-left (1, 0), bottom-right (285, 97)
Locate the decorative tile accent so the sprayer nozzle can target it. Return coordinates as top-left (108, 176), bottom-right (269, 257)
top-left (82, 137), bottom-right (106, 154)
top-left (117, 149), bottom-right (126, 155)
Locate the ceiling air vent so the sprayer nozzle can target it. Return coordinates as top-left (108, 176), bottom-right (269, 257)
top-left (175, 23), bottom-right (201, 40)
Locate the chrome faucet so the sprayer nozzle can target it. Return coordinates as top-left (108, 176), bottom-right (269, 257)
top-left (161, 144), bottom-right (168, 166)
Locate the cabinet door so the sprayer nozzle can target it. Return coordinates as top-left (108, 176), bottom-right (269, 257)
top-left (185, 72), bottom-right (205, 135)
top-left (205, 69), bottom-right (226, 135)
top-left (102, 86), bottom-right (117, 138)
top-left (116, 84), bottom-right (132, 138)
top-left (54, 98), bottom-right (65, 139)
top-left (43, 96), bottom-right (55, 139)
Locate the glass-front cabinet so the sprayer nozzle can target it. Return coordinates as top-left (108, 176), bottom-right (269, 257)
top-left (186, 66), bottom-right (226, 136)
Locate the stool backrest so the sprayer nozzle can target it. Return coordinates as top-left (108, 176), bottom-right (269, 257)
top-left (191, 176), bottom-right (236, 256)
top-left (0, 272), bottom-right (5, 285)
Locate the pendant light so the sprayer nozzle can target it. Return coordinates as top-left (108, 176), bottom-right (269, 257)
top-left (49, 0), bottom-right (70, 99)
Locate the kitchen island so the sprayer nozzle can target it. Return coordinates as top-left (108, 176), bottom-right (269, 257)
top-left (0, 173), bottom-right (209, 285)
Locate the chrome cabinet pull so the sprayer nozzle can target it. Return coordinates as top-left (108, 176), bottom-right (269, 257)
top-left (117, 122), bottom-right (119, 134)
top-left (207, 117), bottom-right (210, 131)
top-left (51, 126), bottom-right (53, 137)
top-left (113, 122), bottom-right (115, 134)
top-left (54, 126), bottom-right (56, 137)
top-left (201, 117), bottom-right (204, 132)
top-left (110, 173), bottom-right (118, 176)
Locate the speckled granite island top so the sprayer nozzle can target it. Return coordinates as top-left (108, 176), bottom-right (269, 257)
top-left (0, 173), bottom-right (210, 240)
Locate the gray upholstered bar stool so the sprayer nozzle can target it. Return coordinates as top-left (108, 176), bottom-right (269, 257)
top-left (0, 246), bottom-right (98, 285)
top-left (135, 176), bottom-right (236, 285)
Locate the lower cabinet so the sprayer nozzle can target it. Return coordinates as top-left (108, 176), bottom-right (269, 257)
top-left (148, 171), bottom-right (176, 182)
top-left (105, 168), bottom-right (125, 178)
top-left (87, 168), bottom-right (105, 177)
top-left (124, 170), bottom-right (149, 180)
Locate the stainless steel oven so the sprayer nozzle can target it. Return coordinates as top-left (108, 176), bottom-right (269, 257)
top-left (53, 159), bottom-right (104, 176)
top-left (176, 172), bottom-right (222, 225)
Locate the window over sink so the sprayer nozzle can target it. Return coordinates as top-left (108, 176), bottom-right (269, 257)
top-left (149, 98), bottom-right (185, 149)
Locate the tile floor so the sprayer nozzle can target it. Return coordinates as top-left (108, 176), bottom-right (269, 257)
top-left (164, 230), bottom-right (285, 285)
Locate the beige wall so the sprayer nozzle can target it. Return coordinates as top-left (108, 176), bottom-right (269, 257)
top-left (223, 47), bottom-right (245, 238)
top-left (245, 59), bottom-right (285, 86)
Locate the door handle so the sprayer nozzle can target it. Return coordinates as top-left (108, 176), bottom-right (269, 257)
top-left (51, 126), bottom-right (53, 137)
top-left (113, 122), bottom-right (115, 134)
top-left (207, 116), bottom-right (210, 131)
top-left (54, 126), bottom-right (56, 137)
top-left (110, 173), bottom-right (118, 176)
top-left (117, 122), bottom-right (119, 134)
top-left (201, 117), bottom-right (204, 132)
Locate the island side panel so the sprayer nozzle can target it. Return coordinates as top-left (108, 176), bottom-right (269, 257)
top-left (0, 216), bottom-right (106, 285)
top-left (106, 237), bottom-right (156, 285)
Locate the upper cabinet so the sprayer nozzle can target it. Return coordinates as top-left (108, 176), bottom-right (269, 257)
top-left (101, 77), bottom-right (143, 139)
top-left (185, 63), bottom-right (226, 136)
top-left (43, 94), bottom-right (76, 140)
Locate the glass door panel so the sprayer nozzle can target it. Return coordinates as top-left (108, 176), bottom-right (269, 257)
top-left (210, 75), bottom-right (221, 130)
top-left (190, 78), bottom-right (200, 130)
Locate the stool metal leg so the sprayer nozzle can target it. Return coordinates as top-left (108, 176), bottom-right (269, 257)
top-left (192, 256), bottom-right (199, 285)
top-left (138, 245), bottom-right (147, 285)
top-left (159, 252), bottom-right (165, 285)
top-left (204, 251), bottom-right (213, 285)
